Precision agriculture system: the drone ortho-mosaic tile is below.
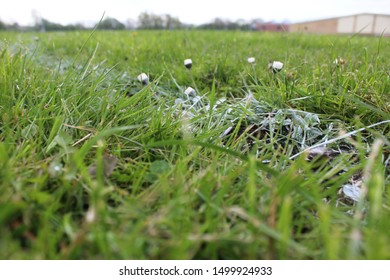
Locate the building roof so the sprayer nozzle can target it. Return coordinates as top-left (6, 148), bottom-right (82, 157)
top-left (291, 13), bottom-right (390, 25)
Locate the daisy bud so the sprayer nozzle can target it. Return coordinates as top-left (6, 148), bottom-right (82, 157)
top-left (85, 207), bottom-right (96, 224)
top-left (184, 58), bottom-right (192, 69)
top-left (272, 61), bottom-right (283, 73)
top-left (184, 86), bottom-right (196, 97)
top-left (247, 57), bottom-right (255, 64)
top-left (137, 73), bottom-right (149, 85)
top-left (333, 57), bottom-right (346, 66)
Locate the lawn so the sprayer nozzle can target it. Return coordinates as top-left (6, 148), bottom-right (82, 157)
top-left (0, 30), bottom-right (389, 259)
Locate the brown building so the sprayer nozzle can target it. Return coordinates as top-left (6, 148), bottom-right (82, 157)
top-left (289, 13), bottom-right (390, 36)
top-left (256, 22), bottom-right (289, 32)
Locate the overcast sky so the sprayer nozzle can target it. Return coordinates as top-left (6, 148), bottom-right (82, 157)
top-left (1, 0), bottom-right (389, 26)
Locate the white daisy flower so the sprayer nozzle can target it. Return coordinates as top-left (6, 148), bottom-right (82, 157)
top-left (342, 183), bottom-right (363, 202)
top-left (184, 58), bottom-right (192, 69)
top-left (247, 57), bottom-right (255, 64)
top-left (191, 95), bottom-right (201, 103)
top-left (137, 73), bottom-right (149, 85)
top-left (184, 86), bottom-right (196, 97)
top-left (272, 61), bottom-right (284, 72)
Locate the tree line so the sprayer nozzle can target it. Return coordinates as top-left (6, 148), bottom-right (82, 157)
top-left (0, 12), bottom-right (285, 32)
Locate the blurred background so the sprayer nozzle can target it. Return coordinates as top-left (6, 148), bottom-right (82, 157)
top-left (1, 0), bottom-right (390, 35)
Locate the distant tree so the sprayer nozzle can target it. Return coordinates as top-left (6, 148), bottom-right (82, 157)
top-left (152, 14), bottom-right (164, 29)
top-left (216, 18), bottom-right (227, 29)
top-left (9, 23), bottom-right (20, 31)
top-left (137, 12), bottom-right (182, 30)
top-left (31, 18), bottom-right (85, 31)
top-left (97, 17), bottom-right (126, 30)
top-left (198, 17), bottom-right (264, 30)
top-left (72, 23), bottom-right (86, 30)
top-left (138, 12), bottom-right (153, 29)
top-left (198, 18), bottom-right (226, 30)
top-left (164, 14), bottom-right (182, 29)
top-left (41, 19), bottom-right (65, 31)
top-left (138, 12), bottom-right (164, 29)
top-left (0, 20), bottom-right (6, 30)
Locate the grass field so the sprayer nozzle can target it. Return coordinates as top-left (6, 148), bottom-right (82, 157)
top-left (0, 30), bottom-right (389, 259)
